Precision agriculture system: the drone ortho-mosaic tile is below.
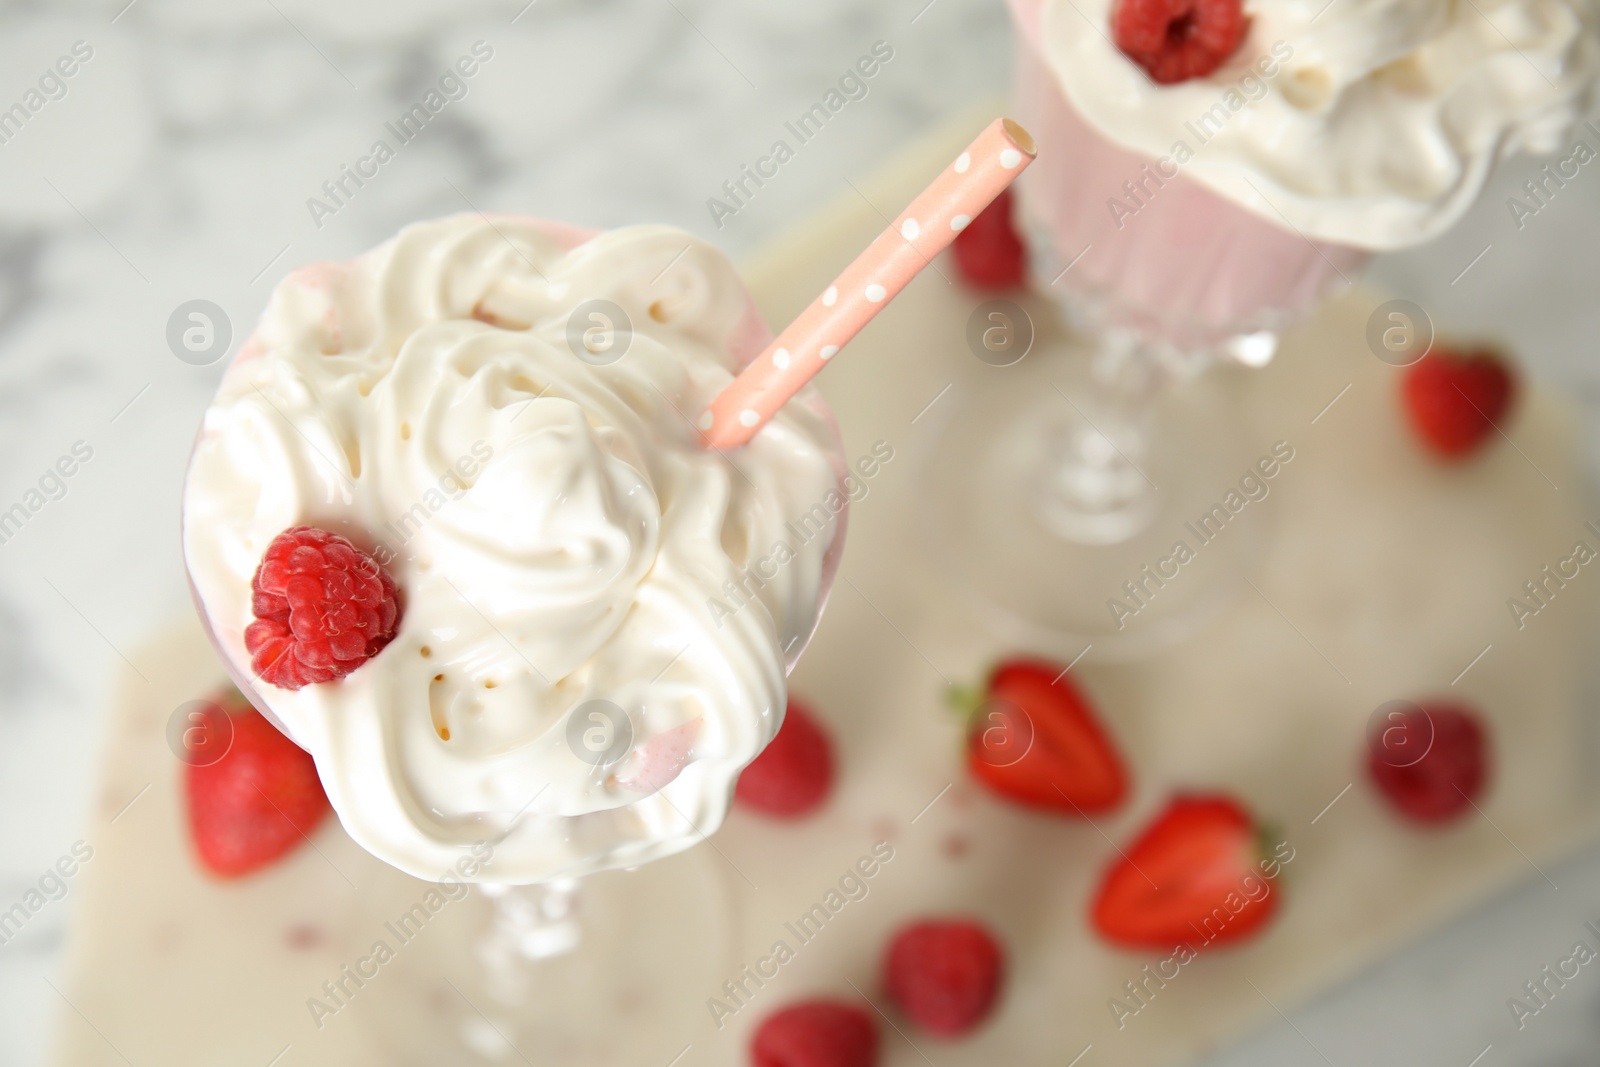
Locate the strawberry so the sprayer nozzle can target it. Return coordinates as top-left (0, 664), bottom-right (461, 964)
top-left (1367, 701), bottom-right (1489, 824)
top-left (184, 689), bottom-right (332, 877)
top-left (955, 658), bottom-right (1128, 814)
top-left (751, 1000), bottom-right (879, 1067)
top-left (1401, 345), bottom-right (1517, 460)
top-left (952, 188), bottom-right (1027, 290)
top-left (883, 919), bottom-right (1006, 1039)
top-left (735, 697), bottom-right (836, 818)
top-left (1091, 794), bottom-right (1280, 949)
top-left (1111, 0), bottom-right (1249, 85)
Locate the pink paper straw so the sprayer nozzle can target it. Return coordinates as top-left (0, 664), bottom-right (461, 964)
top-left (700, 117), bottom-right (1037, 450)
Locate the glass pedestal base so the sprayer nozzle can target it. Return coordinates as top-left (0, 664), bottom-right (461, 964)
top-left (348, 845), bottom-right (736, 1065)
top-left (921, 339), bottom-right (1271, 659)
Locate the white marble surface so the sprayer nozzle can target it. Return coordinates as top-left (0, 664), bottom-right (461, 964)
top-left (0, 0), bottom-right (1597, 1064)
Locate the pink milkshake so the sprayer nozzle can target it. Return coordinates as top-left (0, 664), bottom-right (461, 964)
top-left (1009, 1), bottom-right (1366, 350)
top-left (1007, 0), bottom-right (1598, 347)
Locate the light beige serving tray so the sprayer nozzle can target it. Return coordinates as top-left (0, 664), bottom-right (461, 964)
top-left (53, 105), bottom-right (1600, 1066)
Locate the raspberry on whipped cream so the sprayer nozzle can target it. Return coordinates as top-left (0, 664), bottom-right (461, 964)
top-left (1013, 0), bottom-right (1600, 248)
top-left (1111, 0), bottom-right (1249, 85)
top-left (245, 525), bottom-right (400, 689)
top-left (182, 215), bottom-right (845, 884)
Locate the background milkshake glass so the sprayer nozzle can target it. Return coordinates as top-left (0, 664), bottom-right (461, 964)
top-left (926, 0), bottom-right (1596, 656)
top-left (1007, 0), bottom-right (1369, 350)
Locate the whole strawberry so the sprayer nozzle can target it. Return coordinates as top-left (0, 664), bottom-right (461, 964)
top-left (1401, 346), bottom-right (1517, 460)
top-left (244, 525), bottom-right (400, 689)
top-left (185, 690), bottom-right (331, 877)
top-left (1367, 702), bottom-right (1489, 824)
top-left (751, 1000), bottom-right (879, 1067)
top-left (956, 657), bottom-right (1128, 814)
top-left (952, 188), bottom-right (1027, 291)
top-left (1091, 794), bottom-right (1281, 949)
top-left (1112, 0), bottom-right (1249, 84)
top-left (883, 919), bottom-right (1006, 1039)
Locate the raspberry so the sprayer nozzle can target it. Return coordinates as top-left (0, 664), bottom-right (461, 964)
top-left (185, 690), bottom-right (332, 877)
top-left (883, 919), bottom-right (1006, 1038)
top-left (1368, 703), bottom-right (1490, 824)
top-left (1111, 0), bottom-right (1249, 85)
top-left (1401, 346), bottom-right (1517, 460)
top-left (751, 1001), bottom-right (879, 1067)
top-left (244, 525), bottom-right (400, 690)
top-left (735, 697), bottom-right (836, 818)
top-left (952, 188), bottom-right (1027, 290)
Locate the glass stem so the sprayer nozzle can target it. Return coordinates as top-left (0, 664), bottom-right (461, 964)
top-left (476, 880), bottom-right (583, 1004)
top-left (1032, 326), bottom-right (1173, 546)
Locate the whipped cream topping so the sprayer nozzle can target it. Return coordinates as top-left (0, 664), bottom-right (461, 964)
top-left (183, 215), bottom-right (844, 883)
top-left (1023, 0), bottom-right (1600, 248)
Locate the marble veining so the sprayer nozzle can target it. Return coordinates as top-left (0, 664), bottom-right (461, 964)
top-left (0, 1), bottom-right (1595, 1065)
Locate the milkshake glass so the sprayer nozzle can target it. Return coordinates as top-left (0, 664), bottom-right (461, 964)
top-left (183, 214), bottom-right (848, 1063)
top-left (925, 0), bottom-right (1598, 656)
top-left (1008, 0), bottom-right (1368, 350)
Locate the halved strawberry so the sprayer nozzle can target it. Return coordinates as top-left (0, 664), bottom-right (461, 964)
top-left (184, 688), bottom-right (332, 878)
top-left (1091, 794), bottom-right (1281, 949)
top-left (955, 658), bottom-right (1128, 814)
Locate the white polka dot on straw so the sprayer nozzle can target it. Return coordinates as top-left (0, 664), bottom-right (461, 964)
top-left (699, 117), bottom-right (1036, 451)
top-left (698, 410), bottom-right (714, 430)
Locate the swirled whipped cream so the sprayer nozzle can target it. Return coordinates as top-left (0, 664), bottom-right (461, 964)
top-left (1020, 0), bottom-right (1600, 248)
top-left (182, 215), bottom-right (844, 883)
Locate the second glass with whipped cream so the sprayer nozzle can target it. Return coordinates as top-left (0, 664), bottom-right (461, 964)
top-left (924, 0), bottom-right (1599, 655)
top-left (1011, 0), bottom-right (1595, 337)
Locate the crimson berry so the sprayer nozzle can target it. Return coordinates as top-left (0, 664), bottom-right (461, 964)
top-left (244, 525), bottom-right (400, 690)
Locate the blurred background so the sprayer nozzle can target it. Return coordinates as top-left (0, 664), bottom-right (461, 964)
top-left (2, 0), bottom-right (1600, 1064)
